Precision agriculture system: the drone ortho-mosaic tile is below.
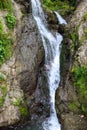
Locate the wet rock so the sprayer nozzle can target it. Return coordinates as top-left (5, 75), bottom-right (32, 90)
top-left (15, 14), bottom-right (44, 96)
top-left (56, 0), bottom-right (87, 129)
top-left (44, 10), bottom-right (59, 31)
top-left (29, 69), bottom-right (50, 120)
top-left (0, 6), bottom-right (44, 127)
top-left (14, 0), bottom-right (31, 13)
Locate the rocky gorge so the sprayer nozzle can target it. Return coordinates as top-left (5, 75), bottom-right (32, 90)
top-left (0, 0), bottom-right (87, 130)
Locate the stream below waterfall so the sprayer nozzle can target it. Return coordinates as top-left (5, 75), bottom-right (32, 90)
top-left (8, 0), bottom-right (67, 130)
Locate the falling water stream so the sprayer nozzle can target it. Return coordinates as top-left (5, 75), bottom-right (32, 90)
top-left (31, 0), bottom-right (66, 130)
top-left (11, 0), bottom-right (67, 130)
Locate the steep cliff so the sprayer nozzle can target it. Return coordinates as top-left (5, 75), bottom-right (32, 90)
top-left (56, 0), bottom-right (87, 130)
top-left (0, 0), bottom-right (87, 130)
top-left (0, 0), bottom-right (44, 127)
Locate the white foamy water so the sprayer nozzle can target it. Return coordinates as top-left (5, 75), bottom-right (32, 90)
top-left (55, 11), bottom-right (67, 25)
top-left (31, 0), bottom-right (66, 130)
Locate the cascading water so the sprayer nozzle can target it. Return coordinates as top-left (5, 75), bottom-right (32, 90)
top-left (55, 11), bottom-right (67, 25)
top-left (31, 0), bottom-right (67, 130)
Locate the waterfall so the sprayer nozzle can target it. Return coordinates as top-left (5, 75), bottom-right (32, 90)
top-left (55, 11), bottom-right (67, 25)
top-left (31, 0), bottom-right (66, 130)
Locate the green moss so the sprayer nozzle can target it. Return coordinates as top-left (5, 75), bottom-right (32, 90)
top-left (69, 103), bottom-right (76, 110)
top-left (69, 102), bottom-right (80, 112)
top-left (0, 85), bottom-right (7, 107)
top-left (19, 106), bottom-right (29, 117)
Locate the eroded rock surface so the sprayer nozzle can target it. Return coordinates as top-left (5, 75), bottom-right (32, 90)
top-left (0, 1), bottom-right (44, 127)
top-left (56, 0), bottom-right (87, 130)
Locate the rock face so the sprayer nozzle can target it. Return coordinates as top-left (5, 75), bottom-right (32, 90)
top-left (56, 0), bottom-right (87, 130)
top-left (0, 0), bottom-right (44, 127)
top-left (15, 14), bottom-right (44, 96)
top-left (0, 0), bottom-right (87, 129)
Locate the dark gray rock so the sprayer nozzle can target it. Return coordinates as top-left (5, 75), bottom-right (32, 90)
top-left (15, 14), bottom-right (44, 96)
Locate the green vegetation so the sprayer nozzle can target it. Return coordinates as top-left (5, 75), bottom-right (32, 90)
top-left (0, 0), bottom-right (16, 66)
top-left (0, 85), bottom-right (7, 106)
top-left (83, 12), bottom-right (87, 21)
top-left (0, 20), bottom-right (3, 34)
top-left (12, 98), bottom-right (22, 106)
top-left (11, 98), bottom-right (29, 117)
top-left (5, 13), bottom-right (16, 29)
top-left (72, 65), bottom-right (87, 115)
top-left (69, 102), bottom-right (76, 110)
top-left (79, 26), bottom-right (87, 44)
top-left (69, 102), bottom-right (80, 112)
top-left (70, 31), bottom-right (78, 50)
top-left (42, 0), bottom-right (75, 15)
top-left (0, 16), bottom-right (14, 66)
top-left (42, 0), bottom-right (69, 11)
top-left (0, 72), bottom-right (6, 82)
top-left (0, 0), bottom-right (13, 12)
top-left (19, 106), bottom-right (29, 117)
top-left (69, 0), bottom-right (76, 6)
top-left (0, 32), bottom-right (13, 66)
top-left (68, 25), bottom-right (80, 55)
top-left (84, 28), bottom-right (87, 37)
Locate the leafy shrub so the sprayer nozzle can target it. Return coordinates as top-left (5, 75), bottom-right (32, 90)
top-left (42, 0), bottom-right (69, 11)
top-left (0, 42), bottom-right (5, 62)
top-left (5, 13), bottom-right (16, 29)
top-left (0, 34), bottom-right (13, 66)
top-left (0, 20), bottom-right (14, 66)
top-left (72, 65), bottom-right (87, 115)
top-left (0, 1), bottom-right (15, 66)
top-left (42, 0), bottom-right (75, 16)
